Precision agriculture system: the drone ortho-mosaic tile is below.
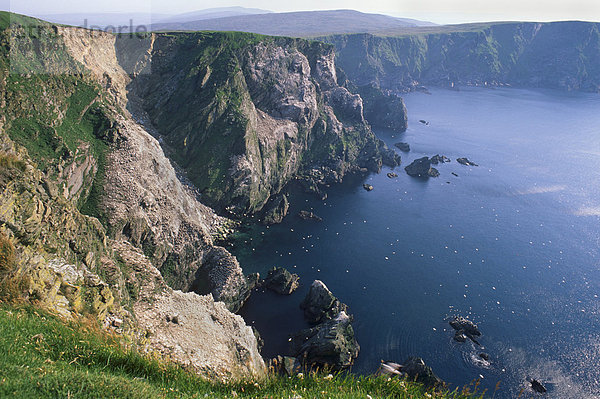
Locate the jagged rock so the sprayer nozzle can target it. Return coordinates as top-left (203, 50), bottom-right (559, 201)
top-left (430, 154), bottom-right (451, 164)
top-left (402, 357), bottom-right (444, 388)
top-left (264, 267), bottom-right (299, 295)
top-left (298, 210), bottom-right (323, 222)
top-left (457, 157), bottom-right (479, 166)
top-left (192, 247), bottom-right (252, 313)
top-left (394, 142), bottom-right (411, 152)
top-left (290, 311), bottom-right (359, 370)
top-left (454, 331), bottom-right (468, 342)
top-left (262, 194), bottom-right (289, 225)
top-left (479, 353), bottom-right (490, 361)
top-left (449, 316), bottom-right (482, 345)
top-left (300, 280), bottom-right (347, 324)
top-left (380, 145), bottom-right (402, 167)
top-left (404, 157), bottom-right (439, 178)
top-left (363, 184), bottom-right (374, 191)
top-left (528, 378), bottom-right (547, 393)
top-left (449, 316), bottom-right (481, 337)
top-left (252, 326), bottom-right (264, 353)
top-left (352, 84), bottom-right (408, 132)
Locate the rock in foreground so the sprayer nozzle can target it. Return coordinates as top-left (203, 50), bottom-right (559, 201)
top-left (264, 267), bottom-right (300, 295)
top-left (402, 357), bottom-right (444, 388)
top-left (290, 311), bottom-right (359, 370)
top-left (300, 280), bottom-right (348, 324)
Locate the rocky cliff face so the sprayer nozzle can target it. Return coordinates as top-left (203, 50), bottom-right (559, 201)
top-left (325, 21), bottom-right (600, 93)
top-left (121, 32), bottom-right (399, 217)
top-left (1, 17), bottom-right (264, 380)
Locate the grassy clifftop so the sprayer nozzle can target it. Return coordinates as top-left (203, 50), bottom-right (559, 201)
top-left (0, 303), bottom-right (483, 398)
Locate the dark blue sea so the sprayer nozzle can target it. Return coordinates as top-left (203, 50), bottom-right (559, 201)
top-left (235, 87), bottom-right (600, 398)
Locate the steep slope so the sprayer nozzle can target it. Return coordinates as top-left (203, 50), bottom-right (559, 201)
top-left (324, 21), bottom-right (600, 93)
top-left (151, 10), bottom-right (430, 37)
top-left (1, 13), bottom-right (264, 379)
top-left (122, 32), bottom-right (400, 217)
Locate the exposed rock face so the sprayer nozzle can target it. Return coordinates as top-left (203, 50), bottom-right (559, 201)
top-left (300, 280), bottom-right (348, 324)
top-left (405, 157), bottom-right (439, 178)
top-left (122, 33), bottom-right (398, 216)
top-left (326, 22), bottom-right (600, 93)
top-left (262, 194), bottom-right (289, 225)
top-left (1, 24), bottom-right (264, 380)
top-left (116, 241), bottom-right (265, 381)
top-left (263, 267), bottom-right (300, 295)
top-left (290, 311), bottom-right (360, 370)
top-left (402, 357), bottom-right (444, 388)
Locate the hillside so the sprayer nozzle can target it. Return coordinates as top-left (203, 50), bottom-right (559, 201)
top-left (151, 10), bottom-right (434, 37)
top-left (322, 21), bottom-right (600, 92)
top-left (0, 9), bottom-right (408, 387)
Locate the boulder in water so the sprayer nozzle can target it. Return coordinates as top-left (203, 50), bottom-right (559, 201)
top-left (300, 280), bottom-right (347, 324)
top-left (457, 157), bottom-right (478, 166)
top-left (298, 210), bottom-right (323, 222)
top-left (394, 142), bottom-right (411, 152)
top-left (264, 267), bottom-right (299, 295)
top-left (405, 157), bottom-right (439, 178)
top-left (290, 311), bottom-right (359, 371)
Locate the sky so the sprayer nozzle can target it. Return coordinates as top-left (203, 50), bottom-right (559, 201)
top-left (3, 0), bottom-right (600, 24)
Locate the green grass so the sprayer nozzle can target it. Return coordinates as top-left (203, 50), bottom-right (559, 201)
top-left (0, 303), bottom-right (484, 398)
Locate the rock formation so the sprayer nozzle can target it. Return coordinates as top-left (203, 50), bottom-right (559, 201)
top-left (263, 267), bottom-right (300, 295)
top-left (405, 157), bottom-right (440, 178)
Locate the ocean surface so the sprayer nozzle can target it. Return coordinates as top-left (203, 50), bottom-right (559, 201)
top-left (234, 87), bottom-right (600, 398)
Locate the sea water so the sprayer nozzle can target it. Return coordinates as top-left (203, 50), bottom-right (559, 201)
top-left (235, 87), bottom-right (600, 398)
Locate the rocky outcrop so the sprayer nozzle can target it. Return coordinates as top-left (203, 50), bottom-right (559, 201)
top-left (122, 33), bottom-right (398, 217)
top-left (395, 142), bottom-right (410, 152)
top-left (457, 157), bottom-right (478, 166)
top-left (300, 280), bottom-right (348, 324)
top-left (262, 194), bottom-right (289, 225)
top-left (430, 154), bottom-right (450, 164)
top-left (191, 247), bottom-right (252, 313)
top-left (405, 157), bottom-right (439, 178)
top-left (449, 316), bottom-right (482, 345)
top-left (290, 311), bottom-right (360, 371)
top-left (1, 24), bottom-right (264, 381)
top-left (402, 357), bottom-right (445, 388)
top-left (115, 241), bottom-right (265, 381)
top-left (290, 280), bottom-right (359, 370)
top-left (263, 267), bottom-right (299, 295)
top-left (298, 210), bottom-right (323, 222)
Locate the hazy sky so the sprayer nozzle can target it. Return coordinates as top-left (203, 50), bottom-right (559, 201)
top-left (4, 0), bottom-right (600, 24)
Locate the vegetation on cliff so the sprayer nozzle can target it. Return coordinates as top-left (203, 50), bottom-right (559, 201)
top-left (323, 21), bottom-right (600, 92)
top-left (0, 302), bottom-right (484, 398)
